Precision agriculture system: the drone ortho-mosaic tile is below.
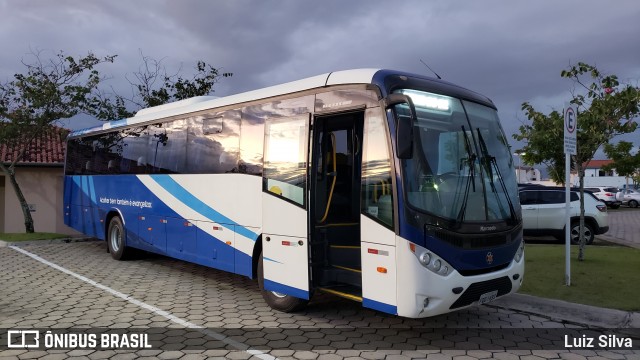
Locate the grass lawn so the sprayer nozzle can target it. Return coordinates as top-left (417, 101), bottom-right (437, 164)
top-left (520, 244), bottom-right (640, 311)
top-left (0, 232), bottom-right (69, 241)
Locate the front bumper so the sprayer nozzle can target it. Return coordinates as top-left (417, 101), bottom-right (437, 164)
top-left (396, 242), bottom-right (525, 318)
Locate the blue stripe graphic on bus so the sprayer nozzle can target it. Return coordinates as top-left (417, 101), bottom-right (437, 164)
top-left (109, 118), bottom-right (128, 127)
top-left (149, 175), bottom-right (259, 241)
top-left (362, 298), bottom-right (397, 315)
top-left (263, 257), bottom-right (283, 264)
top-left (264, 279), bottom-right (309, 300)
top-left (89, 176), bottom-right (97, 204)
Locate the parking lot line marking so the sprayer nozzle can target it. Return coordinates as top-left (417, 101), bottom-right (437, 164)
top-left (9, 245), bottom-right (278, 360)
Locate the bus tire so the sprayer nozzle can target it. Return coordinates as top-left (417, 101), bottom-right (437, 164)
top-left (257, 253), bottom-right (308, 312)
top-left (107, 216), bottom-right (129, 260)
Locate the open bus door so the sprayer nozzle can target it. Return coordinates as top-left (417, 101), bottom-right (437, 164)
top-left (260, 114), bottom-right (311, 310)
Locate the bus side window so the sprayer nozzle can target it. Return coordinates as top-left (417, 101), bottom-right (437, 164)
top-left (147, 120), bottom-right (187, 174)
top-left (239, 105), bottom-right (265, 176)
top-left (187, 110), bottom-right (240, 174)
top-left (361, 108), bottom-right (394, 228)
top-left (121, 127), bottom-right (149, 174)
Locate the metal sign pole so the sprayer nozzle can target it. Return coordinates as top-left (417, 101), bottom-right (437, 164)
top-left (565, 153), bottom-right (571, 286)
top-left (563, 103), bottom-right (577, 286)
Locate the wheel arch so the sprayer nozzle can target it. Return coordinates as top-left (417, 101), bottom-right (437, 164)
top-left (251, 234), bottom-right (263, 279)
top-left (105, 208), bottom-right (126, 241)
top-left (569, 216), bottom-right (598, 229)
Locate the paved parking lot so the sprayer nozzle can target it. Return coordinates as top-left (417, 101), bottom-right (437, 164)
top-left (0, 241), bottom-right (638, 359)
top-left (596, 207), bottom-right (640, 249)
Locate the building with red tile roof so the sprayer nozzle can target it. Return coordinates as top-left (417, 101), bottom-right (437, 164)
top-left (0, 126), bottom-right (68, 166)
top-left (582, 159), bottom-right (614, 170)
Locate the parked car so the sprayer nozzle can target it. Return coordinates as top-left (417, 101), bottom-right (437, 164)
top-left (585, 187), bottom-right (621, 208)
top-left (519, 187), bottom-right (609, 244)
top-left (616, 189), bottom-right (640, 208)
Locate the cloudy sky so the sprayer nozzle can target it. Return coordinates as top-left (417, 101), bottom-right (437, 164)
top-left (1, 0), bottom-right (639, 157)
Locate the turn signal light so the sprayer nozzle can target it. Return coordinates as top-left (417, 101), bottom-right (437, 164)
top-left (377, 267), bottom-right (387, 274)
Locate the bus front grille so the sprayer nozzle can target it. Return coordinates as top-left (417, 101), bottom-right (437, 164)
top-left (428, 224), bottom-right (522, 250)
top-left (449, 276), bottom-right (512, 309)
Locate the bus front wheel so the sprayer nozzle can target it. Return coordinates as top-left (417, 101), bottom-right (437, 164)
top-left (257, 253), bottom-right (308, 312)
top-left (107, 216), bottom-right (130, 260)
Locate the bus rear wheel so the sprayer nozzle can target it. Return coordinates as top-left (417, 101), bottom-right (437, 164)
top-left (257, 253), bottom-right (308, 312)
top-left (107, 216), bottom-right (130, 260)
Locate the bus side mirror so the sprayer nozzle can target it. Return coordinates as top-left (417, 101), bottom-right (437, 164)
top-left (384, 94), bottom-right (415, 159)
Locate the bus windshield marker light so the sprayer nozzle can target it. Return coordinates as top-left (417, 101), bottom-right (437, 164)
top-left (399, 89), bottom-right (450, 111)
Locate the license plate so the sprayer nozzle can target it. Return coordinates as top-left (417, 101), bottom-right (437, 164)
top-left (478, 290), bottom-right (498, 305)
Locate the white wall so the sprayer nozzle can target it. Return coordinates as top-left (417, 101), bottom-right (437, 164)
top-left (515, 168), bottom-right (541, 183)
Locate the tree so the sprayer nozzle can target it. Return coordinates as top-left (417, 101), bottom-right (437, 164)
top-left (0, 51), bottom-right (115, 233)
top-left (91, 53), bottom-right (232, 120)
top-left (514, 62), bottom-right (640, 260)
top-left (602, 141), bottom-right (640, 189)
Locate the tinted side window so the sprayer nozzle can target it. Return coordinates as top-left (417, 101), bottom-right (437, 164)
top-left (187, 110), bottom-right (240, 174)
top-left (240, 106), bottom-right (265, 176)
top-left (94, 132), bottom-right (126, 174)
top-left (518, 191), bottom-right (538, 205)
top-left (570, 192), bottom-right (579, 202)
top-left (120, 126), bottom-right (150, 174)
top-left (65, 138), bottom-right (88, 175)
top-left (539, 191), bottom-right (564, 204)
top-left (70, 132), bottom-right (128, 175)
top-left (147, 120), bottom-right (187, 174)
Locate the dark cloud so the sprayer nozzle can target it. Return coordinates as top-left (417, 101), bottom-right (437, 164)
top-left (1, 0), bottom-right (639, 154)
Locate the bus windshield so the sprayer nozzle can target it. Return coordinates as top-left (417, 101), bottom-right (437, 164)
top-left (396, 89), bottom-right (521, 225)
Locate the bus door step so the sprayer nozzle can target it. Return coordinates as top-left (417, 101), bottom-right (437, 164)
top-left (328, 245), bottom-right (361, 269)
top-left (318, 285), bottom-right (362, 302)
top-left (321, 266), bottom-right (361, 287)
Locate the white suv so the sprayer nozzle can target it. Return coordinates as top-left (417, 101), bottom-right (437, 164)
top-left (585, 187), bottom-right (621, 209)
top-left (519, 188), bottom-right (609, 244)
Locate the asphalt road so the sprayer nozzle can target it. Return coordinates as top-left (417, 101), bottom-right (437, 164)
top-left (1, 241), bottom-right (638, 359)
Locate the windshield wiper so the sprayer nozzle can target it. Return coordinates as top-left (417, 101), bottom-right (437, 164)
top-left (453, 125), bottom-right (476, 228)
top-left (476, 128), bottom-right (518, 225)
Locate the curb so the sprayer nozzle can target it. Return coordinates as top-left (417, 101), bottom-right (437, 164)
top-left (489, 293), bottom-right (640, 329)
top-left (0, 237), bottom-right (96, 247)
top-left (595, 234), bottom-right (640, 249)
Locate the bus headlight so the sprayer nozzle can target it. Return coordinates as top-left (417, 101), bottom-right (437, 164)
top-left (418, 252), bottom-right (431, 266)
top-left (432, 259), bottom-right (441, 272)
top-left (514, 240), bottom-right (525, 263)
top-left (412, 243), bottom-right (452, 276)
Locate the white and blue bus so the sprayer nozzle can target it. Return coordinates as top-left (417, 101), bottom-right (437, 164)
top-left (64, 69), bottom-right (524, 318)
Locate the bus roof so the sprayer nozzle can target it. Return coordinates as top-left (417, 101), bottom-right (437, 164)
top-left (69, 68), bottom-right (381, 137)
